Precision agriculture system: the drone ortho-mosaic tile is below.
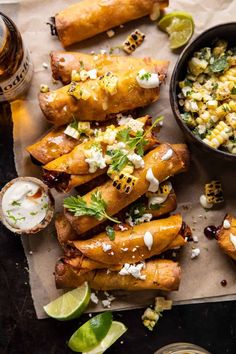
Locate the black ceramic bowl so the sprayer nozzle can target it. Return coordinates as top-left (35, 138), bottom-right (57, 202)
top-left (170, 22), bottom-right (236, 162)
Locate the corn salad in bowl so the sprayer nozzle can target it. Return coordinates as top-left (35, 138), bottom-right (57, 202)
top-left (178, 39), bottom-right (236, 154)
top-left (170, 23), bottom-right (236, 160)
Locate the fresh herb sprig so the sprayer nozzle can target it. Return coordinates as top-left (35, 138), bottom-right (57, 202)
top-left (109, 116), bottom-right (163, 172)
top-left (105, 225), bottom-right (115, 240)
top-left (64, 190), bottom-right (120, 224)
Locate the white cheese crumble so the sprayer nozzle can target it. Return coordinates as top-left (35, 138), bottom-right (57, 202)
top-left (87, 69), bottom-right (97, 79)
top-left (106, 29), bottom-right (115, 38)
top-left (64, 124), bottom-right (80, 139)
top-left (199, 195), bottom-right (213, 209)
top-left (144, 231), bottom-right (153, 251)
top-left (126, 213), bottom-right (152, 226)
top-left (135, 213), bottom-right (152, 224)
top-left (117, 115), bottom-right (144, 132)
top-left (42, 62), bottom-right (48, 69)
top-left (119, 224), bottom-right (128, 231)
top-left (102, 299), bottom-right (111, 308)
top-left (229, 233), bottom-right (236, 250)
top-left (102, 243), bottom-right (112, 252)
top-left (127, 153), bottom-right (144, 169)
top-left (84, 146), bottom-right (106, 173)
top-left (223, 219), bottom-right (231, 229)
top-left (102, 127), bottom-right (117, 145)
top-left (146, 168), bottom-right (159, 192)
top-left (136, 69), bottom-right (160, 89)
top-left (191, 248), bottom-right (200, 259)
top-left (91, 293), bottom-right (99, 304)
top-left (161, 149), bottom-right (173, 161)
top-left (192, 235), bottom-right (199, 243)
top-left (119, 263), bottom-right (146, 280)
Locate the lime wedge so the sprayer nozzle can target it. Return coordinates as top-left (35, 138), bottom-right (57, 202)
top-left (83, 321), bottom-right (127, 354)
top-left (68, 312), bottom-right (113, 353)
top-left (43, 282), bottom-right (90, 321)
top-left (158, 11), bottom-right (194, 49)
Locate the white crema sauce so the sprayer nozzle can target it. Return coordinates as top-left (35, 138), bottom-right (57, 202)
top-left (2, 181), bottom-right (49, 230)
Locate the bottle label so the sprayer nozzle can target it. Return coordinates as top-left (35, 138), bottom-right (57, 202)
top-left (0, 48), bottom-right (33, 102)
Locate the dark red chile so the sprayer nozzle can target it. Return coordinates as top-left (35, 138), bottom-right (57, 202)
top-left (42, 170), bottom-right (70, 190)
top-left (221, 279), bottom-right (227, 287)
top-left (204, 225), bottom-right (218, 239)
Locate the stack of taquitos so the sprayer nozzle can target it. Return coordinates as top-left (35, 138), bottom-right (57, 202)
top-left (54, 143), bottom-right (191, 291)
top-left (40, 116), bottom-right (158, 192)
top-left (55, 215), bottom-right (189, 290)
top-left (54, 0), bottom-right (169, 47)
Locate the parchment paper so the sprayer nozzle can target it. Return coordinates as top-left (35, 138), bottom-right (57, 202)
top-left (2, 0), bottom-right (236, 319)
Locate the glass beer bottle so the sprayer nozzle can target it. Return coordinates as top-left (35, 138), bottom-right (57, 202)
top-left (0, 12), bottom-right (33, 102)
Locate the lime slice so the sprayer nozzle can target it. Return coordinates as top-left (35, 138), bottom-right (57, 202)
top-left (68, 312), bottom-right (113, 353)
top-left (43, 282), bottom-right (90, 321)
top-left (83, 321), bottom-right (127, 354)
top-left (158, 11), bottom-right (194, 49)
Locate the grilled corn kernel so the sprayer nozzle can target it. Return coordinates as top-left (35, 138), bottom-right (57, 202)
top-left (203, 121), bottom-right (233, 148)
top-left (204, 180), bottom-right (224, 204)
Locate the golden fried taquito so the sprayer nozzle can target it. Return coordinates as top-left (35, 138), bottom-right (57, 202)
top-left (51, 52), bottom-right (170, 84)
top-left (217, 214), bottom-right (236, 261)
top-left (55, 0), bottom-right (169, 47)
top-left (39, 63), bottom-right (168, 125)
top-left (55, 258), bottom-right (180, 291)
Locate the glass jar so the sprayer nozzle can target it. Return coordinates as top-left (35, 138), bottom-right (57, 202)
top-left (154, 342), bottom-right (211, 354)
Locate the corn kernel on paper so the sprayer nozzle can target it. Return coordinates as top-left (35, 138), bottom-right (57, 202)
top-left (3, 0), bottom-right (236, 319)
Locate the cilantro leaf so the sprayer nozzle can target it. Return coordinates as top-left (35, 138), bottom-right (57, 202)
top-left (105, 226), bottom-right (115, 240)
top-left (116, 128), bottom-right (131, 142)
top-left (231, 86), bottom-right (236, 95)
top-left (109, 149), bottom-right (129, 172)
top-left (64, 191), bottom-right (120, 223)
top-left (210, 56), bottom-right (228, 73)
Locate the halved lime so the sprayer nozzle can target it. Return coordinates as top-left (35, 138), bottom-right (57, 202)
top-left (68, 312), bottom-right (113, 353)
top-left (43, 282), bottom-right (90, 321)
top-left (158, 11), bottom-right (194, 49)
top-left (83, 321), bottom-right (127, 354)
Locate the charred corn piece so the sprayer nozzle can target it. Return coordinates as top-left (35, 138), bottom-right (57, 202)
top-left (99, 72), bottom-right (118, 95)
top-left (112, 172), bottom-right (138, 194)
top-left (68, 82), bottom-right (91, 100)
top-left (205, 180), bottom-right (224, 204)
top-left (142, 297), bottom-right (172, 331)
top-left (142, 308), bottom-right (160, 331)
top-left (122, 29), bottom-right (145, 54)
top-left (154, 297), bottom-right (173, 312)
top-left (159, 181), bottom-right (172, 195)
top-left (203, 121), bottom-right (233, 149)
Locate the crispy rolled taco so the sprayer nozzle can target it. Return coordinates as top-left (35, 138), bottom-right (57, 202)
top-left (217, 214), bottom-right (236, 261)
top-left (55, 0), bottom-right (169, 47)
top-left (43, 116), bottom-right (157, 176)
top-left (55, 184), bottom-right (177, 244)
top-left (39, 63), bottom-right (168, 125)
top-left (67, 215), bottom-right (186, 265)
top-left (51, 51), bottom-right (169, 84)
top-left (26, 120), bottom-right (116, 165)
top-left (26, 126), bottom-right (80, 165)
top-left (64, 143), bottom-right (189, 235)
top-left (55, 258), bottom-right (180, 291)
